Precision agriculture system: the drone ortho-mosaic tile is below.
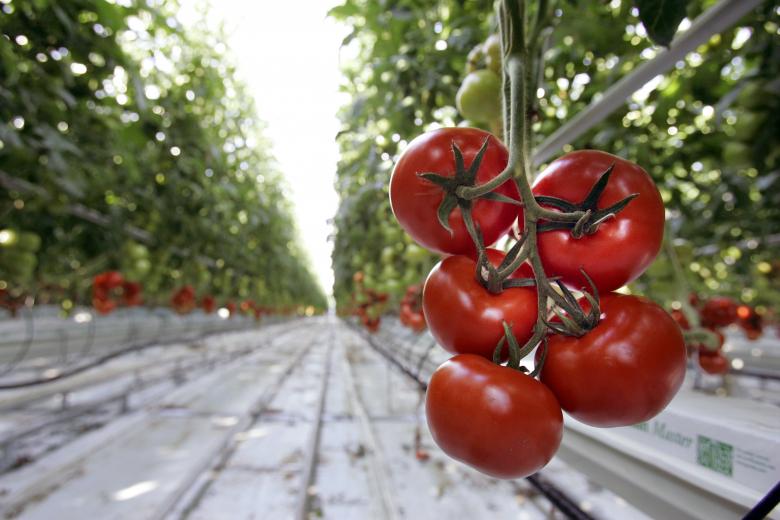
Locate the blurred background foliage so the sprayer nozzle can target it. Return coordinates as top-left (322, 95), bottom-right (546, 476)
top-left (329, 0), bottom-right (779, 315)
top-left (0, 0), bottom-right (327, 311)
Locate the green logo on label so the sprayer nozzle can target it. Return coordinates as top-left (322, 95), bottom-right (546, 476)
top-left (697, 435), bottom-right (733, 476)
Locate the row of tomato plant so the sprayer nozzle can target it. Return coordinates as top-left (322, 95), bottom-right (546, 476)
top-left (0, 0), bottom-right (327, 314)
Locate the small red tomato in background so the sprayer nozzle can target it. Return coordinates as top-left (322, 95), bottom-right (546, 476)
top-left (736, 304), bottom-right (763, 340)
top-left (93, 298), bottom-right (116, 315)
top-left (669, 309), bottom-right (690, 331)
top-left (390, 128), bottom-right (519, 255)
top-left (426, 354), bottom-right (562, 479)
top-left (699, 351), bottom-right (730, 375)
top-left (526, 150), bottom-right (664, 292)
top-left (201, 295), bottom-right (216, 314)
top-left (423, 253), bottom-right (537, 358)
top-left (700, 297), bottom-right (738, 328)
top-left (121, 281), bottom-right (143, 307)
top-left (540, 293), bottom-right (686, 427)
top-left (171, 285), bottom-right (196, 314)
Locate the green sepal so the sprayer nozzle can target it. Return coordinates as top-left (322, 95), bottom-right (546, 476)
top-left (581, 163), bottom-right (615, 209)
top-left (462, 137), bottom-right (491, 185)
top-left (535, 195), bottom-right (578, 212)
top-left (529, 338), bottom-right (548, 378)
top-left (492, 336), bottom-right (506, 364)
top-left (418, 172), bottom-right (455, 189)
top-left (436, 195), bottom-right (458, 234)
top-left (502, 321), bottom-right (521, 370)
top-left (478, 191), bottom-right (522, 206)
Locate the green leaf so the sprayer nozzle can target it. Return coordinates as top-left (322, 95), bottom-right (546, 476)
top-left (634, 0), bottom-right (689, 47)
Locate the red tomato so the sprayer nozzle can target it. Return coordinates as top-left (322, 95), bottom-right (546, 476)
top-left (93, 297), bottom-right (116, 315)
top-left (669, 309), bottom-right (690, 330)
top-left (94, 271), bottom-right (124, 290)
top-left (121, 281), bottom-right (143, 307)
top-left (171, 285), bottom-right (196, 314)
top-left (406, 310), bottom-right (426, 332)
top-left (426, 354), bottom-right (562, 479)
top-left (699, 351), bottom-right (729, 375)
top-left (201, 295), bottom-right (216, 314)
top-left (423, 254), bottom-right (537, 358)
top-left (540, 293), bottom-right (686, 427)
top-left (526, 150), bottom-right (664, 292)
top-left (700, 297), bottom-right (738, 328)
top-left (736, 304), bottom-right (762, 339)
top-left (390, 128), bottom-right (519, 255)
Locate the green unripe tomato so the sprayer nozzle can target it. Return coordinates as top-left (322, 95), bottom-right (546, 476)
top-left (484, 34), bottom-right (502, 75)
top-left (456, 70), bottom-right (502, 123)
top-left (466, 44), bottom-right (485, 74)
top-left (125, 242), bottom-right (149, 260)
top-left (405, 244), bottom-right (429, 264)
top-left (16, 232), bottom-right (41, 252)
top-left (381, 246), bottom-right (395, 264)
top-left (0, 251), bottom-right (37, 275)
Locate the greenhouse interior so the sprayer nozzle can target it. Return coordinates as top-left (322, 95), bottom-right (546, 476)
top-left (0, 0), bottom-right (779, 519)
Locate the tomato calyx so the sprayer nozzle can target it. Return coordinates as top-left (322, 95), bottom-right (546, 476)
top-left (536, 163), bottom-right (639, 238)
top-left (543, 270), bottom-right (601, 337)
top-left (493, 321), bottom-right (549, 377)
top-left (418, 138), bottom-right (520, 235)
top-left (474, 230), bottom-right (537, 293)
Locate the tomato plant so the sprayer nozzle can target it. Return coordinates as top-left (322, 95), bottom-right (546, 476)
top-left (527, 151), bottom-right (665, 292)
top-left (426, 354), bottom-right (562, 479)
top-left (540, 293), bottom-right (686, 427)
top-left (390, 128), bottom-right (519, 255)
top-left (423, 253), bottom-right (537, 358)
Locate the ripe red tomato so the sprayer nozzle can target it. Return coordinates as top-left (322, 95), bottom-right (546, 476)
top-left (201, 295), bottom-right (216, 314)
top-left (700, 297), bottom-right (738, 328)
top-left (390, 128), bottom-right (519, 255)
top-left (423, 253), bottom-right (537, 358)
top-left (540, 293), bottom-right (686, 427)
top-left (93, 297), bottom-right (116, 315)
top-left (121, 281), bottom-right (143, 307)
top-left (527, 150), bottom-right (664, 292)
top-left (699, 351), bottom-right (729, 375)
top-left (669, 309), bottom-right (690, 330)
top-left (171, 285), bottom-right (196, 314)
top-left (426, 354), bottom-right (562, 479)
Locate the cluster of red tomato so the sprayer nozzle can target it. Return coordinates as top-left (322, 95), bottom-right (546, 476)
top-left (389, 127), bottom-right (687, 479)
top-left (399, 284), bottom-right (426, 332)
top-left (673, 295), bottom-right (764, 375)
top-left (92, 271), bottom-right (143, 314)
top-left (351, 271), bottom-right (389, 333)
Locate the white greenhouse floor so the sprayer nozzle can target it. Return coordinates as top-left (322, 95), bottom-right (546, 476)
top-left (0, 316), bottom-right (672, 519)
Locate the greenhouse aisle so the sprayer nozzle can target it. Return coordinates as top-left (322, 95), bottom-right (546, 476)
top-left (0, 318), bottom-right (648, 520)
